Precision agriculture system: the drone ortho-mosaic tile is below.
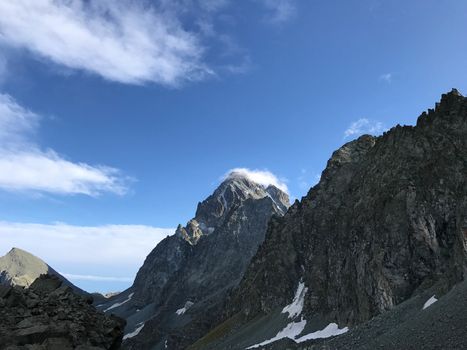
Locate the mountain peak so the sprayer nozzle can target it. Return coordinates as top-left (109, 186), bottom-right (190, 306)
top-left (175, 171), bottom-right (290, 245)
top-left (416, 88), bottom-right (466, 128)
top-left (0, 247), bottom-right (86, 295)
top-left (0, 247), bottom-right (50, 287)
top-left (438, 88), bottom-right (464, 108)
top-left (446, 88), bottom-right (462, 97)
top-left (7, 247), bottom-right (32, 257)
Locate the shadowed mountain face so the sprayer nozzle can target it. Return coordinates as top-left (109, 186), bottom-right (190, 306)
top-left (194, 90), bottom-right (467, 349)
top-left (98, 173), bottom-right (289, 349)
top-left (0, 247), bottom-right (86, 295)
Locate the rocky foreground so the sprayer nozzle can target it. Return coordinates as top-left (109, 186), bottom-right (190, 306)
top-left (0, 275), bottom-right (125, 350)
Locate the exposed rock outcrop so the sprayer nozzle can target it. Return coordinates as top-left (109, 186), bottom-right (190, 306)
top-left (0, 274), bottom-right (125, 350)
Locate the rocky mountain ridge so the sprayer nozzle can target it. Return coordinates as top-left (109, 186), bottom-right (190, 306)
top-left (98, 173), bottom-right (290, 349)
top-left (195, 89), bottom-right (467, 349)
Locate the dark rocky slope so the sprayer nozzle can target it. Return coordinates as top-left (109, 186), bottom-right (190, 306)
top-left (99, 173), bottom-right (289, 349)
top-left (0, 274), bottom-right (125, 350)
top-left (197, 89), bottom-right (467, 348)
top-left (242, 277), bottom-right (467, 350)
top-left (303, 277), bottom-right (467, 350)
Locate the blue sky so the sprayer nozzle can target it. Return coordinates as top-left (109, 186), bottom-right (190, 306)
top-left (0, 0), bottom-right (466, 292)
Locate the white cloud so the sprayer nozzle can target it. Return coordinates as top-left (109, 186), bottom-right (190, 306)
top-left (344, 118), bottom-right (386, 139)
top-left (256, 0), bottom-right (297, 23)
top-left (224, 168), bottom-right (289, 194)
top-left (0, 0), bottom-right (211, 86)
top-left (0, 94), bottom-right (39, 147)
top-left (379, 73), bottom-right (392, 83)
top-left (0, 1), bottom-right (297, 86)
top-left (61, 273), bottom-right (134, 283)
top-left (0, 1), bottom-right (299, 86)
top-left (0, 221), bottom-right (174, 279)
top-left (0, 93), bottom-right (127, 196)
top-left (0, 150), bottom-right (127, 196)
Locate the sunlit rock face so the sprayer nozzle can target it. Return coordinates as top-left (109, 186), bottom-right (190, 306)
top-left (0, 247), bottom-right (85, 296)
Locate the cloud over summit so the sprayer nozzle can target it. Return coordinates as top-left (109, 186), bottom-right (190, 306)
top-left (224, 168), bottom-right (289, 194)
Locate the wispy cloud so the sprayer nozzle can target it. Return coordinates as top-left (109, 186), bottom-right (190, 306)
top-left (0, 221), bottom-right (174, 277)
top-left (0, 1), bottom-right (296, 85)
top-left (256, 0), bottom-right (297, 23)
top-left (379, 73), bottom-right (392, 83)
top-left (0, 94), bottom-right (127, 195)
top-left (0, 0), bottom-right (211, 86)
top-left (224, 168), bottom-right (289, 194)
top-left (344, 118), bottom-right (386, 139)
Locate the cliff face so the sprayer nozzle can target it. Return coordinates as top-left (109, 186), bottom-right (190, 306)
top-left (101, 173), bottom-right (289, 349)
top-left (227, 89), bottom-right (467, 329)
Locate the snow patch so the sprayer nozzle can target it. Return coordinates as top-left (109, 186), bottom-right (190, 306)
top-left (219, 186), bottom-right (229, 214)
top-left (176, 301), bottom-right (194, 316)
top-left (123, 322), bottom-right (144, 340)
top-left (266, 193), bottom-right (282, 212)
top-left (282, 281), bottom-right (308, 319)
top-left (295, 323), bottom-right (349, 342)
top-left (246, 318), bottom-right (307, 349)
top-left (423, 295), bottom-right (438, 310)
top-left (246, 321), bottom-right (348, 349)
top-left (104, 292), bottom-right (134, 312)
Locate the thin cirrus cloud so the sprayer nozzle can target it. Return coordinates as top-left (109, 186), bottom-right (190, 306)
top-left (0, 0), bottom-right (211, 86)
top-left (0, 93), bottom-right (127, 196)
top-left (257, 0), bottom-right (297, 23)
top-left (344, 118), bottom-right (386, 139)
top-left (0, 221), bottom-right (174, 285)
top-left (379, 73), bottom-right (393, 83)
